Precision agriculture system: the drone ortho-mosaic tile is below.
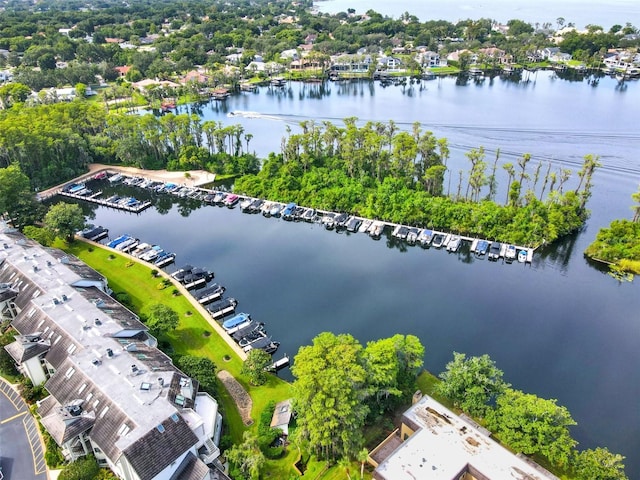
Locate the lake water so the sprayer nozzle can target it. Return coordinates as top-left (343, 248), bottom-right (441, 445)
top-left (314, 0), bottom-right (640, 30)
top-left (82, 72), bottom-right (640, 476)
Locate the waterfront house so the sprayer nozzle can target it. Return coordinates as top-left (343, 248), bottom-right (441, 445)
top-left (369, 393), bottom-right (558, 480)
top-left (416, 51), bottom-right (441, 67)
top-left (1, 225), bottom-right (228, 480)
top-left (378, 56), bottom-right (403, 71)
top-left (330, 54), bottom-right (373, 73)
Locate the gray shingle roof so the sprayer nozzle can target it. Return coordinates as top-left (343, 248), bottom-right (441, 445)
top-left (4, 336), bottom-right (50, 363)
top-left (169, 452), bottom-right (210, 480)
top-left (123, 414), bottom-right (199, 480)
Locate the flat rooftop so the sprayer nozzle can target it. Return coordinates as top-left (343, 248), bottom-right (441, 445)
top-left (375, 395), bottom-right (557, 480)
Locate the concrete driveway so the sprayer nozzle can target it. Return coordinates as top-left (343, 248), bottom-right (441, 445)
top-left (0, 379), bottom-right (47, 480)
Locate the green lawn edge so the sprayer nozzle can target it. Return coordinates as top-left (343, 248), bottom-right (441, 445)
top-left (56, 239), bottom-right (293, 445)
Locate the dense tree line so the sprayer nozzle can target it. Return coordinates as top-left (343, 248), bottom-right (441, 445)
top-left (436, 352), bottom-right (629, 479)
top-left (235, 120), bottom-right (597, 246)
top-left (584, 186), bottom-right (640, 274)
top-left (0, 102), bottom-right (258, 192)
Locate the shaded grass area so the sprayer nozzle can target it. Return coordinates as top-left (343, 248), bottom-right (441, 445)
top-left (57, 240), bottom-right (292, 445)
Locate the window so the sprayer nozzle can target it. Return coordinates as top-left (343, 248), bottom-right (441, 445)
top-left (65, 367), bottom-right (75, 379)
top-left (78, 383), bottom-right (87, 394)
top-left (93, 399), bottom-right (100, 409)
top-left (99, 406), bottom-right (109, 418)
top-left (67, 344), bottom-right (77, 354)
top-left (86, 393), bottom-right (93, 402)
top-left (117, 424), bottom-right (130, 436)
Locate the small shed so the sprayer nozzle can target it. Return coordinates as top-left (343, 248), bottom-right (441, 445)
top-left (270, 399), bottom-right (293, 436)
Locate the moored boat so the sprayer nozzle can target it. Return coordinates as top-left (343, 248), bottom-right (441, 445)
top-left (406, 228), bottom-right (420, 245)
top-left (446, 235), bottom-right (461, 252)
top-left (345, 216), bottom-right (362, 233)
top-left (223, 312), bottom-right (252, 333)
top-left (369, 221), bottom-right (385, 239)
top-left (154, 252), bottom-right (176, 267)
top-left (476, 240), bottom-right (489, 255)
top-left (231, 321), bottom-right (265, 341)
top-left (505, 245), bottom-right (516, 262)
top-left (224, 194), bottom-right (239, 207)
top-left (359, 219), bottom-right (372, 233)
top-left (431, 233), bottom-right (445, 248)
top-left (488, 242), bottom-right (502, 261)
top-left (518, 249), bottom-right (527, 263)
top-left (194, 283), bottom-right (225, 304)
top-left (107, 234), bottom-right (132, 249)
top-left (243, 336), bottom-right (279, 354)
top-left (417, 229), bottom-right (433, 247)
top-left (207, 297), bottom-right (238, 318)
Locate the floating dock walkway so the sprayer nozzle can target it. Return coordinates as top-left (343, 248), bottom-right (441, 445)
top-left (58, 190), bottom-right (152, 213)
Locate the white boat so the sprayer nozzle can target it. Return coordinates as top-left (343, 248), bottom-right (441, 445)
top-left (505, 245), bottom-right (517, 262)
top-left (108, 173), bottom-right (123, 183)
top-left (446, 235), bottom-right (461, 252)
top-left (518, 250), bottom-right (527, 263)
top-left (359, 219), bottom-right (372, 233)
top-left (369, 221), bottom-right (385, 238)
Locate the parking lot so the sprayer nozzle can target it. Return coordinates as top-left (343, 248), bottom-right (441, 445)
top-left (0, 379), bottom-right (47, 480)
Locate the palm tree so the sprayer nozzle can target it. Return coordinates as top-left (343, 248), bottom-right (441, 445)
top-left (503, 162), bottom-right (515, 204)
top-left (632, 184), bottom-right (640, 223)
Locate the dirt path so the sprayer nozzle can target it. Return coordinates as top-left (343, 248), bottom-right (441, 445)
top-left (217, 370), bottom-right (253, 426)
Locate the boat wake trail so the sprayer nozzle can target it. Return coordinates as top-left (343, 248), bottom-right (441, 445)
top-left (227, 110), bottom-right (284, 121)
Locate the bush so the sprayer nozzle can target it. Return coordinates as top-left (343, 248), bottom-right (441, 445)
top-left (59, 455), bottom-right (101, 480)
top-left (44, 432), bottom-right (64, 467)
top-left (19, 378), bottom-right (46, 404)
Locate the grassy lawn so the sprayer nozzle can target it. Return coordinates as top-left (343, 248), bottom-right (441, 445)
top-left (57, 239), bottom-right (292, 445)
top-left (428, 66), bottom-right (459, 75)
top-left (54, 239), bottom-right (391, 479)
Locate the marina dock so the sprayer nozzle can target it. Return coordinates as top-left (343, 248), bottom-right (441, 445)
top-left (58, 190), bottom-right (152, 213)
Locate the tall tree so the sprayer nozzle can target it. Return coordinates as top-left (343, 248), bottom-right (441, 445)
top-left (292, 332), bottom-right (368, 462)
top-left (632, 184), bottom-right (640, 223)
top-left (43, 202), bottom-right (85, 242)
top-left (176, 355), bottom-right (218, 395)
top-left (242, 349), bottom-right (272, 386)
top-left (0, 164), bottom-right (39, 228)
top-left (487, 389), bottom-right (577, 467)
top-left (503, 162), bottom-right (515, 205)
top-left (144, 303), bottom-right (179, 336)
top-left (436, 352), bottom-right (509, 417)
top-left (227, 431), bottom-right (265, 480)
top-left (574, 447), bottom-right (628, 480)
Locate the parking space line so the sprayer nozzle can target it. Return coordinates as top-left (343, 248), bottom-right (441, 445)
top-left (23, 415), bottom-right (47, 476)
top-left (0, 410), bottom-right (28, 424)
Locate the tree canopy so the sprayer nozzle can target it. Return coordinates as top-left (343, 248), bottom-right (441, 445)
top-left (226, 431), bottom-right (265, 480)
top-left (144, 303), bottom-right (179, 336)
top-left (241, 349), bottom-right (272, 386)
top-left (0, 164), bottom-right (40, 228)
top-left (292, 332), bottom-right (425, 462)
top-left (435, 352), bottom-right (509, 417)
top-left (43, 202), bottom-right (85, 242)
top-left (574, 447), bottom-right (628, 480)
top-left (176, 355), bottom-right (217, 395)
top-left (486, 388), bottom-right (577, 468)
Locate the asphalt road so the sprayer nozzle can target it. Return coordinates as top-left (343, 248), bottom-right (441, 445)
top-left (0, 380), bottom-right (47, 480)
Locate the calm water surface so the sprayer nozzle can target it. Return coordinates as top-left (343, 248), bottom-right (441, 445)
top-left (101, 73), bottom-right (640, 475)
top-left (315, 0), bottom-right (640, 30)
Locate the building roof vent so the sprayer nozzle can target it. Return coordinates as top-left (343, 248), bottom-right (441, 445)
top-left (92, 358), bottom-right (102, 366)
top-left (131, 364), bottom-right (138, 373)
top-left (106, 348), bottom-right (114, 358)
